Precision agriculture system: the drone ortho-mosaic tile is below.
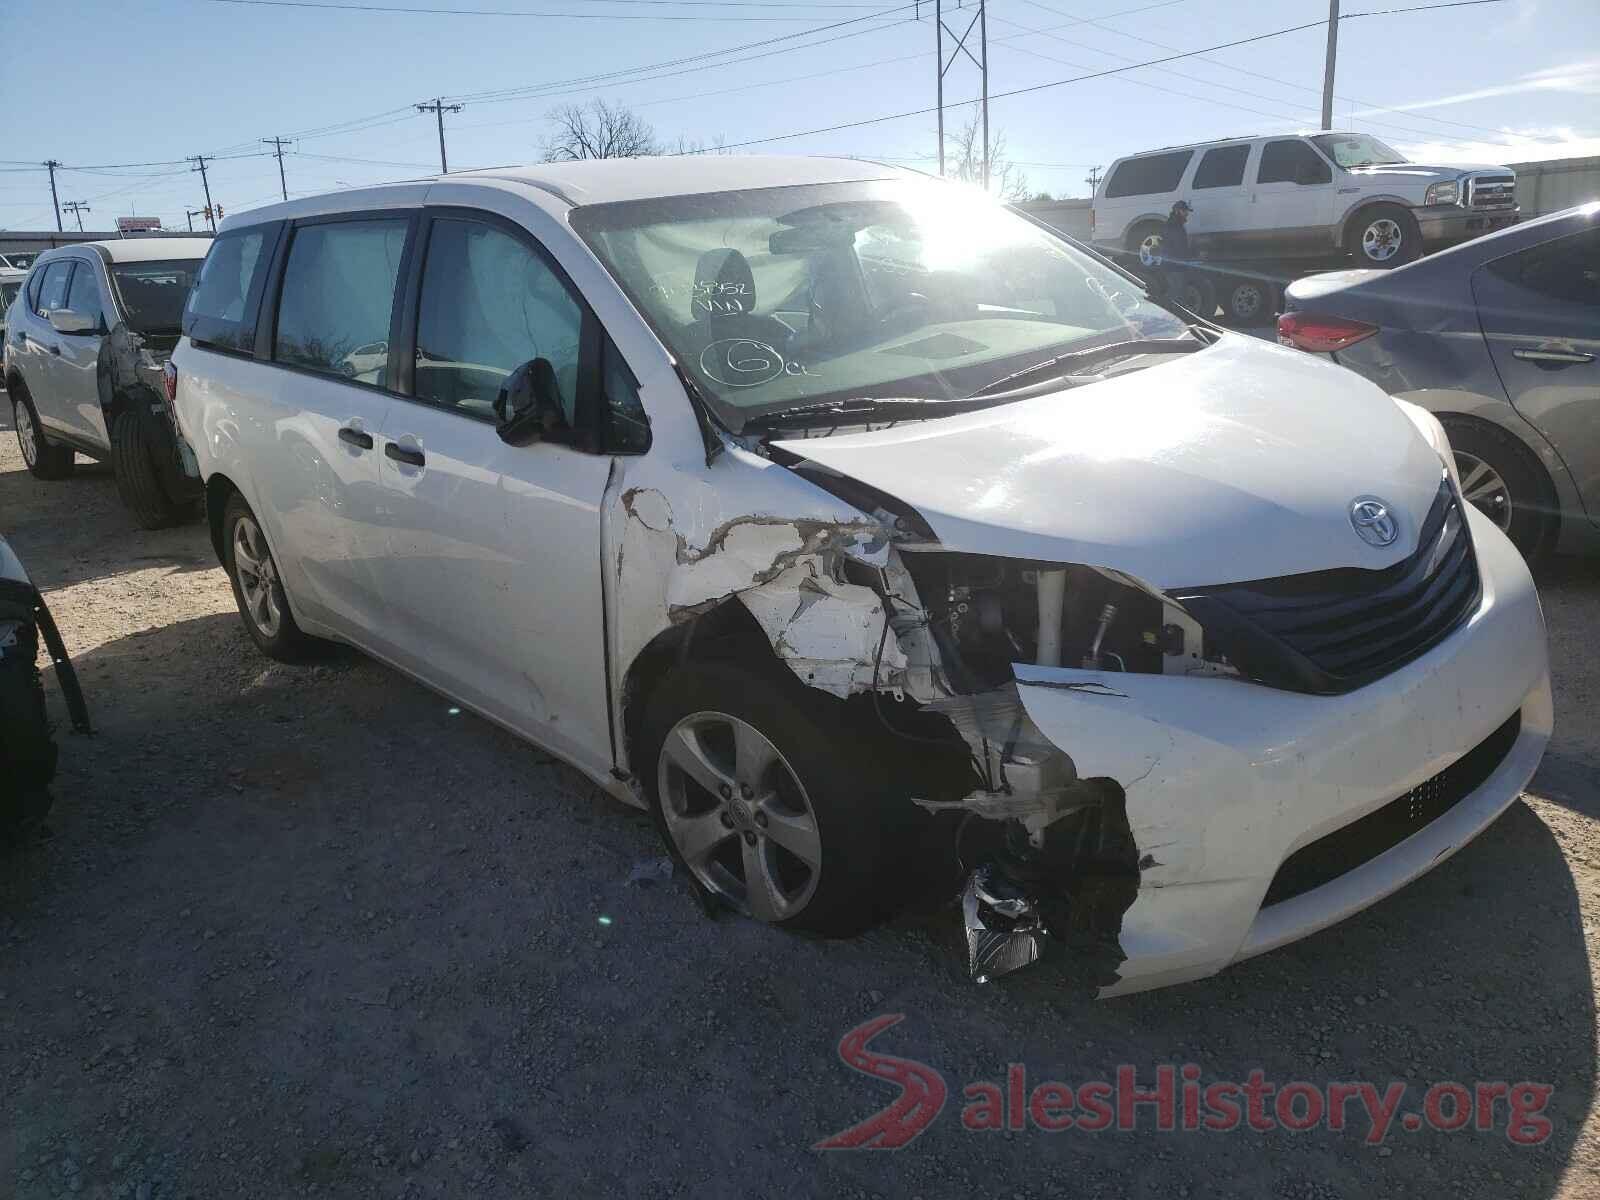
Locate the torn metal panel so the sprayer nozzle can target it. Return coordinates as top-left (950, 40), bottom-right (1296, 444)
top-left (735, 563), bottom-right (903, 699)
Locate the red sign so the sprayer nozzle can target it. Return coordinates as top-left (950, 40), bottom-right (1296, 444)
top-left (116, 217), bottom-right (163, 233)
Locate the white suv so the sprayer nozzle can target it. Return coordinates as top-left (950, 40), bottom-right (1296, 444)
top-left (4, 239), bottom-right (211, 526)
top-left (1093, 133), bottom-right (1518, 274)
top-left (172, 158), bottom-right (1548, 995)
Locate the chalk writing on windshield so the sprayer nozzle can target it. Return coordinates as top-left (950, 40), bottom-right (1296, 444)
top-left (699, 338), bottom-right (821, 388)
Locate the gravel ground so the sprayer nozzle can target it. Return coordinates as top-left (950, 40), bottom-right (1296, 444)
top-left (2, 406), bottom-right (1598, 1199)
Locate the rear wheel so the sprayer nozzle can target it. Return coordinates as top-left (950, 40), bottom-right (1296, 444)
top-left (1347, 204), bottom-right (1422, 268)
top-left (639, 660), bottom-right (901, 936)
top-left (1127, 222), bottom-right (1165, 268)
top-left (1222, 276), bottom-right (1277, 326)
top-left (110, 407), bottom-right (187, 529)
top-left (12, 389), bottom-right (75, 480)
top-left (1174, 273), bottom-right (1217, 319)
top-left (222, 493), bottom-right (322, 661)
top-left (1441, 417), bottom-right (1555, 562)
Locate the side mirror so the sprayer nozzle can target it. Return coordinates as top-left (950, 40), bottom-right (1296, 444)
top-left (494, 357), bottom-right (567, 447)
top-left (48, 308), bottom-right (97, 335)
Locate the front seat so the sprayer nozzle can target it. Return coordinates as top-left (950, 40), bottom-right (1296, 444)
top-left (690, 248), bottom-right (793, 353)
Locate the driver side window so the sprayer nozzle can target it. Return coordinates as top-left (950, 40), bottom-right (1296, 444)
top-left (414, 218), bottom-right (582, 424)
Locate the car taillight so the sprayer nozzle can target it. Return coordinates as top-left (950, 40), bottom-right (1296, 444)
top-left (1276, 312), bottom-right (1379, 354)
top-left (162, 360), bottom-right (177, 404)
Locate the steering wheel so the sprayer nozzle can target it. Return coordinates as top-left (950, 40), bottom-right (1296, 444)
top-left (877, 292), bottom-right (933, 331)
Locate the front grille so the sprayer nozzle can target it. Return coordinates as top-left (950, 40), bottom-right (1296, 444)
top-left (1175, 481), bottom-right (1481, 695)
top-left (1468, 174), bottom-right (1516, 210)
top-left (1262, 710), bottom-right (1522, 906)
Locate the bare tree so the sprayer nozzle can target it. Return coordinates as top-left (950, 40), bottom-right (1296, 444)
top-left (541, 99), bottom-right (661, 161)
top-left (944, 114), bottom-right (1032, 203)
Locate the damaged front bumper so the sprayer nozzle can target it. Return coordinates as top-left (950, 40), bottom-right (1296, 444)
top-left (957, 508), bottom-right (1550, 996)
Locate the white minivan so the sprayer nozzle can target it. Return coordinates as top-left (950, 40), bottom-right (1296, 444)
top-left (171, 157), bottom-right (1550, 995)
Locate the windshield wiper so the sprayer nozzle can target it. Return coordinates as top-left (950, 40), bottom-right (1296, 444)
top-left (967, 337), bottom-right (1204, 399)
top-left (741, 395), bottom-right (963, 430)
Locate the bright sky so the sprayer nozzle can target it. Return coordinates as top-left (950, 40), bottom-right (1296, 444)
top-left (2, 0), bottom-right (1597, 230)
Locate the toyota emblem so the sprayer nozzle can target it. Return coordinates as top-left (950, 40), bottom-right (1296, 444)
top-left (1349, 498), bottom-right (1399, 547)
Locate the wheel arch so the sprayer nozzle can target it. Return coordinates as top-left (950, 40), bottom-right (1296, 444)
top-left (1339, 197), bottom-right (1418, 248)
top-left (204, 472), bottom-right (242, 565)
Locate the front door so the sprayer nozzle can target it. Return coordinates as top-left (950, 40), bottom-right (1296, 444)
top-left (23, 260), bottom-right (73, 436)
top-left (1248, 139), bottom-right (1337, 257)
top-left (57, 259), bottom-right (111, 447)
top-left (375, 213), bottom-right (613, 772)
top-left (1472, 224), bottom-right (1600, 525)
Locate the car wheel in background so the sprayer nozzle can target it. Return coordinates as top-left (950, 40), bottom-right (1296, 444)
top-left (1175, 274), bottom-right (1218, 320)
top-left (639, 659), bottom-right (901, 937)
top-left (1127, 222), bottom-right (1165, 268)
top-left (1348, 204), bottom-right (1422, 268)
top-left (1441, 417), bottom-right (1556, 563)
top-left (1223, 276), bottom-right (1278, 326)
top-left (110, 407), bottom-right (189, 530)
top-left (222, 492), bottom-right (323, 661)
top-left (11, 389), bottom-right (76, 480)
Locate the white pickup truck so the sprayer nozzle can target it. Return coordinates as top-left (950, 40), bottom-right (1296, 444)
top-left (1091, 132), bottom-right (1518, 322)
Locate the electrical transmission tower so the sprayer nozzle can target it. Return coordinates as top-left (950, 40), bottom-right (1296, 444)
top-left (932, 0), bottom-right (989, 187)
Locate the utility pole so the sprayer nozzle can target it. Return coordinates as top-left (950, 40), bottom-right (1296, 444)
top-left (262, 137), bottom-right (294, 201)
top-left (62, 201), bottom-right (91, 232)
top-left (186, 207), bottom-right (208, 232)
top-left (43, 160), bottom-right (63, 232)
top-left (1085, 165), bottom-right (1102, 194)
top-left (932, 0), bottom-right (988, 189)
top-left (416, 98), bottom-right (463, 174)
top-left (1320, 0), bottom-right (1340, 131)
top-left (189, 155), bottom-right (215, 230)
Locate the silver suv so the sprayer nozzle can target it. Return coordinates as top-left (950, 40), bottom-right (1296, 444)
top-left (3, 239), bottom-right (210, 527)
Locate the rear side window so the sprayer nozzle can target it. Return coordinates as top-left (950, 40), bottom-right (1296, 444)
top-left (34, 261), bottom-right (71, 315)
top-left (274, 219), bottom-right (408, 383)
top-left (1104, 151), bottom-right (1194, 198)
top-left (185, 225), bottom-right (278, 352)
top-left (1257, 140), bottom-right (1332, 186)
top-left (1193, 145), bottom-right (1250, 189)
top-left (1483, 227), bottom-right (1600, 307)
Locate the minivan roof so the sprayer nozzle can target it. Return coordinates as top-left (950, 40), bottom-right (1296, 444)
top-left (221, 155), bottom-right (915, 228)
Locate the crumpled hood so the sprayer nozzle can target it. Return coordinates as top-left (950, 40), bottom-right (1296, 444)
top-left (775, 335), bottom-right (1447, 589)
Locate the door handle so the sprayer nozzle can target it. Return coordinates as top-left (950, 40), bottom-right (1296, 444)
top-left (338, 426), bottom-right (374, 449)
top-left (1512, 347), bottom-right (1594, 365)
top-left (385, 441), bottom-right (425, 467)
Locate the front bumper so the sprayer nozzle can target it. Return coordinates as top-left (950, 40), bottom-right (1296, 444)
top-left (1007, 507), bottom-right (1550, 995)
top-left (1415, 202), bottom-right (1520, 247)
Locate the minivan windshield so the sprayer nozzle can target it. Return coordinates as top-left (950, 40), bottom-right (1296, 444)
top-left (571, 180), bottom-right (1188, 428)
top-left (1311, 133), bottom-right (1408, 169)
top-left (111, 259), bottom-right (203, 334)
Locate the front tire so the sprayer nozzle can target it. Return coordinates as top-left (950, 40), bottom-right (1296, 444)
top-left (110, 407), bottom-right (187, 529)
top-left (1348, 204), bottom-right (1422, 268)
top-left (1441, 418), bottom-right (1555, 562)
top-left (222, 493), bottom-right (321, 661)
top-left (12, 389), bottom-right (75, 480)
top-left (639, 660), bottom-right (899, 936)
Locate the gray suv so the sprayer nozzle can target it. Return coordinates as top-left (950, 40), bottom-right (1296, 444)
top-left (3, 239), bottom-right (210, 527)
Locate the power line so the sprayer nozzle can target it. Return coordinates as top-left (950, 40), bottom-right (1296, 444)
top-left (701, 1), bottom-right (1511, 152)
top-left (199, 0), bottom-right (882, 19)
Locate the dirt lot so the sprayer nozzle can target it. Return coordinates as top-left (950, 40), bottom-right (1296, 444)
top-left (2, 407), bottom-right (1598, 1200)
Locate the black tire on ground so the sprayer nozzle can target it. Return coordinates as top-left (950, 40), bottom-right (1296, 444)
top-left (221, 491), bottom-right (323, 661)
top-left (0, 618), bottom-right (57, 835)
top-left (1440, 417), bottom-right (1557, 563)
top-left (1346, 203), bottom-right (1423, 268)
top-left (638, 658), bottom-right (905, 937)
top-left (110, 407), bottom-right (187, 529)
top-left (1222, 276), bottom-right (1278, 326)
top-left (11, 388), bottom-right (76, 480)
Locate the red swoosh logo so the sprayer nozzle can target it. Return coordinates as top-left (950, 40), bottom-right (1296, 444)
top-left (814, 1014), bottom-right (947, 1150)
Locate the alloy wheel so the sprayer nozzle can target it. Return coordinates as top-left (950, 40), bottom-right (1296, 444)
top-left (232, 516), bottom-right (283, 638)
top-left (1361, 218), bottom-right (1404, 263)
top-left (1137, 232), bottom-right (1165, 268)
top-left (15, 402), bottom-right (37, 468)
top-left (1455, 450), bottom-right (1514, 532)
top-left (658, 710), bottom-right (822, 922)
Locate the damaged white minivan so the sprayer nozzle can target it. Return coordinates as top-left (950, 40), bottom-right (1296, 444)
top-left (171, 157), bottom-right (1551, 995)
